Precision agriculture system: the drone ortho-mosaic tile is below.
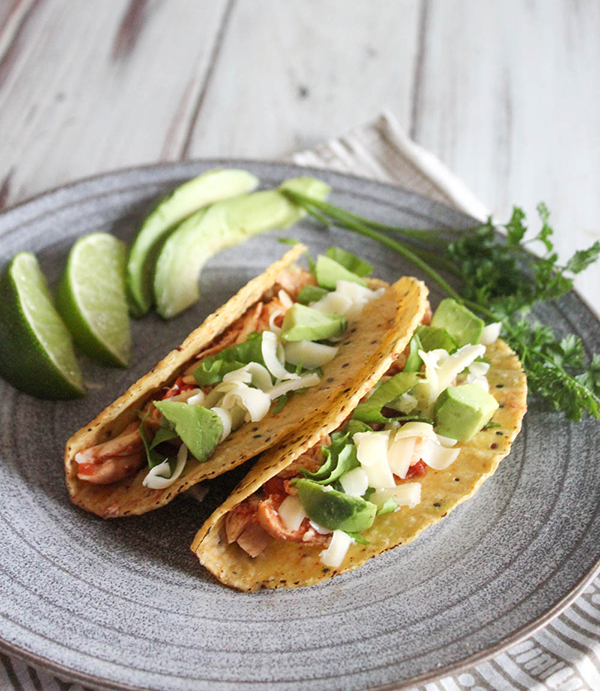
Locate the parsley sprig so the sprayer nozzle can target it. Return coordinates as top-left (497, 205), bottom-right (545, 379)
top-left (283, 190), bottom-right (600, 421)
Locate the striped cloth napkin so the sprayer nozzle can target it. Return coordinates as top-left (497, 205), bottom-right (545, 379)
top-left (1, 112), bottom-right (599, 691)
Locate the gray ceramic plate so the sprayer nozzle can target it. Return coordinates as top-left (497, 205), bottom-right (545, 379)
top-left (0, 161), bottom-right (599, 691)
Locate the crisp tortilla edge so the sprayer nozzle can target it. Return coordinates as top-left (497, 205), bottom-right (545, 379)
top-left (193, 337), bottom-right (527, 591)
top-left (64, 244), bottom-right (307, 504)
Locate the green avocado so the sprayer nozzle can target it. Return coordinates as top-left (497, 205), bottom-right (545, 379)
top-left (315, 255), bottom-right (368, 290)
top-left (295, 479), bottom-right (377, 532)
top-left (279, 304), bottom-right (346, 342)
top-left (153, 176), bottom-right (330, 319)
top-left (416, 325), bottom-right (458, 353)
top-left (431, 299), bottom-right (484, 347)
top-left (434, 383), bottom-right (499, 441)
top-left (153, 401), bottom-right (223, 462)
top-left (127, 169), bottom-right (259, 318)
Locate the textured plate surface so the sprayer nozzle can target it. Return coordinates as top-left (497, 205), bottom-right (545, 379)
top-left (0, 160), bottom-right (599, 691)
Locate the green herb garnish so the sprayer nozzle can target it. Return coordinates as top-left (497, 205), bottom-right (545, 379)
top-left (282, 190), bottom-right (600, 421)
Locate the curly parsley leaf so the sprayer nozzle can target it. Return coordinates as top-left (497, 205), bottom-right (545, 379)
top-left (282, 188), bottom-right (600, 421)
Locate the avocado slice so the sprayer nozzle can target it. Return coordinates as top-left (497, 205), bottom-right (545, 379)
top-left (315, 255), bottom-right (368, 290)
top-left (431, 299), bottom-right (484, 346)
top-left (153, 400), bottom-right (223, 462)
top-left (153, 177), bottom-right (331, 319)
top-left (296, 479), bottom-right (377, 532)
top-left (279, 304), bottom-right (346, 342)
top-left (433, 383), bottom-right (499, 441)
top-left (126, 169), bottom-right (259, 318)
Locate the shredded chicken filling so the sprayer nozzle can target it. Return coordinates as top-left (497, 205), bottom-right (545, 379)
top-left (74, 269), bottom-right (315, 485)
top-left (225, 306), bottom-right (433, 559)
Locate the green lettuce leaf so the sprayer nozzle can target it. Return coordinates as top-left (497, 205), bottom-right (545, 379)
top-left (352, 372), bottom-right (421, 423)
top-left (193, 332), bottom-right (265, 387)
top-left (324, 246), bottom-right (373, 277)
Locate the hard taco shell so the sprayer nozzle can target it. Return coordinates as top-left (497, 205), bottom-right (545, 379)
top-left (65, 244), bottom-right (428, 519)
top-left (192, 337), bottom-right (527, 590)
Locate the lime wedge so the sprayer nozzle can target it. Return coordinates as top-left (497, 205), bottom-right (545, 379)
top-left (0, 252), bottom-right (85, 399)
top-left (126, 168), bottom-right (259, 318)
top-left (56, 233), bottom-right (131, 367)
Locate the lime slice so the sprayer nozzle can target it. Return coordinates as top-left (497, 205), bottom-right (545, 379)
top-left (0, 252), bottom-right (85, 399)
top-left (56, 233), bottom-right (131, 367)
top-left (126, 168), bottom-right (259, 318)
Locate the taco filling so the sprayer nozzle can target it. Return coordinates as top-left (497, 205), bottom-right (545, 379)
top-left (72, 248), bottom-right (392, 491)
top-left (219, 299), bottom-right (506, 567)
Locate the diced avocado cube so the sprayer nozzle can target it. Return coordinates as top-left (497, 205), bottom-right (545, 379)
top-left (416, 325), bottom-right (459, 353)
top-left (296, 479), bottom-right (377, 532)
top-left (280, 304), bottom-right (346, 342)
top-left (431, 299), bottom-right (484, 346)
top-left (315, 255), bottom-right (367, 290)
top-left (297, 285), bottom-right (329, 305)
top-left (153, 401), bottom-right (222, 462)
top-left (434, 384), bottom-right (499, 441)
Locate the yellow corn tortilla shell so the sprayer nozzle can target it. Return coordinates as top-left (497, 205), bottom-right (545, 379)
top-left (65, 244), bottom-right (428, 518)
top-left (192, 337), bottom-right (527, 591)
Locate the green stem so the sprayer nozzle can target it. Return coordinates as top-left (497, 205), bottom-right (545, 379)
top-left (288, 190), bottom-right (477, 243)
top-left (288, 191), bottom-right (463, 303)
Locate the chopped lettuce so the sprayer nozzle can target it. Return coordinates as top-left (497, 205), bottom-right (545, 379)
top-left (404, 333), bottom-right (423, 372)
top-left (139, 413), bottom-right (176, 470)
top-left (300, 431), bottom-right (360, 485)
top-left (345, 531), bottom-right (370, 545)
top-left (193, 332), bottom-right (265, 387)
top-left (154, 401), bottom-right (222, 463)
top-left (376, 498), bottom-right (398, 515)
top-left (324, 246), bottom-right (373, 277)
top-left (297, 285), bottom-right (328, 305)
top-left (352, 372), bottom-right (421, 423)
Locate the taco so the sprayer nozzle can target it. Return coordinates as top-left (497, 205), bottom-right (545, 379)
top-left (192, 299), bottom-right (527, 590)
top-left (65, 244), bottom-right (428, 518)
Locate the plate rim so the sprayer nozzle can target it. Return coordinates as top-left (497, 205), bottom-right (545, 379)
top-left (1, 158), bottom-right (599, 691)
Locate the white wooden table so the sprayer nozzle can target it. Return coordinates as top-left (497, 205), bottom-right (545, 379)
top-left (0, 0), bottom-right (598, 311)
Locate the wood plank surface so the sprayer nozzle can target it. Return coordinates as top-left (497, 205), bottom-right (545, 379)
top-left (0, 0), bottom-right (597, 305)
top-left (412, 0), bottom-right (600, 306)
top-left (0, 0), bottom-right (230, 206)
top-left (184, 0), bottom-right (421, 158)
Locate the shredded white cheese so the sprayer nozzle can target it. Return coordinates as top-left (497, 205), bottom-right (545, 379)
top-left (278, 495), bottom-right (307, 532)
top-left (284, 340), bottom-right (338, 369)
top-left (221, 384), bottom-right (271, 422)
top-left (268, 372), bottom-right (321, 400)
top-left (223, 362), bottom-right (272, 392)
top-left (210, 406), bottom-right (232, 443)
top-left (371, 483), bottom-right (421, 510)
top-left (262, 331), bottom-right (299, 381)
top-left (418, 438), bottom-right (460, 470)
top-left (143, 443), bottom-right (188, 490)
top-left (480, 322), bottom-right (501, 345)
top-left (339, 467), bottom-right (370, 497)
top-left (320, 530), bottom-right (354, 568)
top-left (312, 280), bottom-right (385, 321)
top-left (186, 390), bottom-right (206, 406)
top-left (387, 435), bottom-right (417, 479)
top-left (353, 430), bottom-right (395, 489)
